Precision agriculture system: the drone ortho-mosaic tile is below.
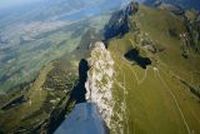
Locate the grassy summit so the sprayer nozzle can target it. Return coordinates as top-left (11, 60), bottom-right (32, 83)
top-left (0, 2), bottom-right (200, 134)
top-left (107, 4), bottom-right (200, 134)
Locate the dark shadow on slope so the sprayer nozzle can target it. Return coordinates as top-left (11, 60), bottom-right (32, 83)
top-left (70, 59), bottom-right (89, 104)
top-left (1, 95), bottom-right (27, 111)
top-left (124, 49), bottom-right (151, 69)
top-left (37, 59), bottom-right (89, 134)
top-left (52, 59), bottom-right (110, 134)
top-left (103, 1), bottom-right (139, 41)
top-left (104, 10), bottom-right (129, 40)
top-left (179, 79), bottom-right (200, 99)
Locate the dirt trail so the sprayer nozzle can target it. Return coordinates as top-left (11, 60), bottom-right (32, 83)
top-left (154, 68), bottom-right (191, 134)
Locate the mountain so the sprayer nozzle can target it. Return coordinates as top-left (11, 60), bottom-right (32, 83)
top-left (102, 2), bottom-right (200, 133)
top-left (143, 0), bottom-right (200, 10)
top-left (0, 0), bottom-right (126, 133)
top-left (0, 0), bottom-right (200, 134)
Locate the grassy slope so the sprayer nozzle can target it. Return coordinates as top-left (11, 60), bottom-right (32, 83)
top-left (0, 57), bottom-right (78, 132)
top-left (133, 5), bottom-right (200, 86)
top-left (0, 30), bottom-right (80, 92)
top-left (108, 5), bottom-right (200, 134)
top-left (0, 63), bottom-right (53, 131)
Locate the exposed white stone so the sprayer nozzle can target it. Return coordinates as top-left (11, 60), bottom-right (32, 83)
top-left (85, 41), bottom-right (115, 128)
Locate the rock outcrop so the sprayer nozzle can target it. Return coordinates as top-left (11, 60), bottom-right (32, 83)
top-left (85, 42), bottom-right (115, 128)
top-left (158, 3), bottom-right (185, 15)
top-left (104, 1), bottom-right (139, 40)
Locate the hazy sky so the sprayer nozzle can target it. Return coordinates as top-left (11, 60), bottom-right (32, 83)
top-left (0, 0), bottom-right (146, 9)
top-left (0, 0), bottom-right (40, 9)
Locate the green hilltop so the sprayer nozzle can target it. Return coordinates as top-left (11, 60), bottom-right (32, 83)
top-left (0, 2), bottom-right (200, 134)
top-left (107, 4), bottom-right (200, 134)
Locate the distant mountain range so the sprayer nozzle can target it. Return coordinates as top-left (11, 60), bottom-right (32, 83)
top-left (143, 0), bottom-right (200, 10)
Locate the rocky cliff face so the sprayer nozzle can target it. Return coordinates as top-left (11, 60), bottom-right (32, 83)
top-left (104, 1), bottom-right (139, 40)
top-left (85, 42), bottom-right (115, 128)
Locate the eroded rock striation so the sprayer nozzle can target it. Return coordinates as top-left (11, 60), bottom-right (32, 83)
top-left (85, 41), bottom-right (115, 128)
top-left (104, 1), bottom-right (139, 40)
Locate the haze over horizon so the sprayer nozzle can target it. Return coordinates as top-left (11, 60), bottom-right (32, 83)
top-left (0, 0), bottom-right (41, 9)
top-left (0, 0), bottom-right (200, 133)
